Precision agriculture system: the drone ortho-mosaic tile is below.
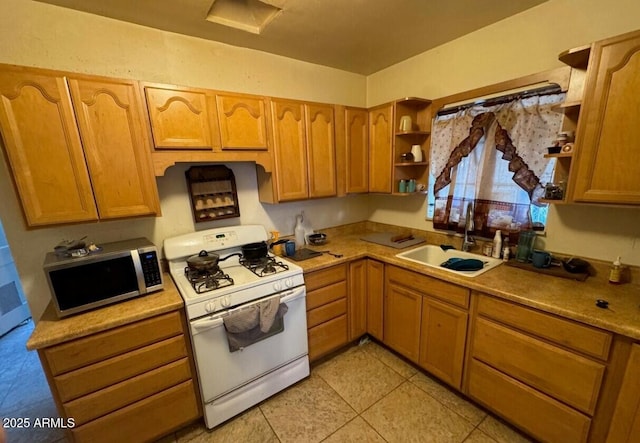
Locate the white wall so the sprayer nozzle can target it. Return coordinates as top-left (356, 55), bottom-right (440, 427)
top-left (366, 0), bottom-right (640, 266)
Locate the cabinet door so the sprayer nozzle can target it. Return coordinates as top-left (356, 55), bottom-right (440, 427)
top-left (0, 66), bottom-right (98, 226)
top-left (607, 344), bottom-right (640, 443)
top-left (68, 77), bottom-right (160, 219)
top-left (572, 30), bottom-right (640, 204)
top-left (368, 103), bottom-right (393, 193)
top-left (418, 298), bottom-right (468, 389)
top-left (216, 93), bottom-right (268, 150)
top-left (366, 259), bottom-right (384, 341)
top-left (344, 107), bottom-right (368, 193)
top-left (384, 282), bottom-right (422, 362)
top-left (305, 103), bottom-right (337, 198)
top-left (348, 259), bottom-right (367, 341)
top-left (270, 99), bottom-right (308, 201)
top-left (143, 85), bottom-right (217, 150)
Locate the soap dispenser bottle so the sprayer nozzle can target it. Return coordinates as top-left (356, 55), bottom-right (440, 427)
top-left (294, 214), bottom-right (305, 248)
top-left (609, 256), bottom-right (622, 284)
top-left (492, 230), bottom-right (502, 259)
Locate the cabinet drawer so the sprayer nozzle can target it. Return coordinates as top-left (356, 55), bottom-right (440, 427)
top-left (307, 299), bottom-right (347, 329)
top-left (64, 358), bottom-right (192, 426)
top-left (55, 336), bottom-right (187, 402)
top-left (308, 314), bottom-right (348, 361)
top-left (45, 311), bottom-right (184, 375)
top-left (305, 264), bottom-right (347, 292)
top-left (306, 281), bottom-right (347, 311)
top-left (387, 265), bottom-right (469, 308)
top-left (70, 380), bottom-right (199, 443)
top-left (468, 358), bottom-right (590, 443)
top-left (477, 294), bottom-right (611, 360)
top-left (472, 317), bottom-right (605, 415)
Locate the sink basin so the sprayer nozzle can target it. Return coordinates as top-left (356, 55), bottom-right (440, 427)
top-left (395, 244), bottom-right (503, 277)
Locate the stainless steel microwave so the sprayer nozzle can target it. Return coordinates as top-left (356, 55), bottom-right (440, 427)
top-left (43, 238), bottom-right (163, 318)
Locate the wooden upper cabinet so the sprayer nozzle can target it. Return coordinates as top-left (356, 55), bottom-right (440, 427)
top-left (344, 107), bottom-right (368, 193)
top-left (143, 85), bottom-right (219, 150)
top-left (267, 99), bottom-right (337, 202)
top-left (216, 92), bottom-right (269, 150)
top-left (270, 99), bottom-right (308, 201)
top-left (0, 66), bottom-right (99, 226)
top-left (368, 103), bottom-right (393, 193)
top-left (572, 30), bottom-right (640, 204)
top-left (68, 77), bottom-right (160, 219)
top-left (305, 103), bottom-right (337, 198)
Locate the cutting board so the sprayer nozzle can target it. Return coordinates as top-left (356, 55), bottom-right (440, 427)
top-left (287, 248), bottom-right (323, 262)
top-left (360, 232), bottom-right (425, 249)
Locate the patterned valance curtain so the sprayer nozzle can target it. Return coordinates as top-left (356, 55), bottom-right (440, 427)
top-left (430, 93), bottom-right (565, 239)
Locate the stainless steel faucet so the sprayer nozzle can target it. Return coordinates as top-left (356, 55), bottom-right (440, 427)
top-left (462, 202), bottom-right (475, 252)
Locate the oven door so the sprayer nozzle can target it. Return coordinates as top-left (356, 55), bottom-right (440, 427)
top-left (190, 286), bottom-right (308, 404)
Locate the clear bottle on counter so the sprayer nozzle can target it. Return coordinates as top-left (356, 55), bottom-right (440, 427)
top-left (294, 214), bottom-right (305, 248)
top-left (492, 230), bottom-right (502, 259)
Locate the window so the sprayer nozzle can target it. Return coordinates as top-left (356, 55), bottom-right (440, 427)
top-left (426, 92), bottom-right (565, 239)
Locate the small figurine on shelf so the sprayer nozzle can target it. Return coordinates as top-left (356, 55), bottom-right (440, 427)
top-left (544, 182), bottom-right (565, 200)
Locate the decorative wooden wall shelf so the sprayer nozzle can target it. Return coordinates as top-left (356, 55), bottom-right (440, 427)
top-left (185, 165), bottom-right (240, 223)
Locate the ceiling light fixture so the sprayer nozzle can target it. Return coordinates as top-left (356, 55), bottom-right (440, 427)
top-left (206, 0), bottom-right (284, 34)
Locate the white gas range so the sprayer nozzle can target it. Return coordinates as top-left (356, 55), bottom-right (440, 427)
top-left (164, 225), bottom-right (309, 429)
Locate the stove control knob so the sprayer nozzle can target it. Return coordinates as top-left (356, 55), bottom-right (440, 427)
top-left (273, 281), bottom-right (283, 291)
top-left (205, 301), bottom-right (215, 313)
top-left (285, 278), bottom-right (294, 288)
top-left (221, 296), bottom-right (231, 308)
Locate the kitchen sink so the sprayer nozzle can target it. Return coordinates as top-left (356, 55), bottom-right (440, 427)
top-left (395, 244), bottom-right (503, 277)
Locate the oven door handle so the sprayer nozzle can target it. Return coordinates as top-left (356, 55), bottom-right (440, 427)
top-left (280, 286), bottom-right (306, 303)
top-left (192, 316), bottom-right (225, 332)
top-left (192, 286), bottom-right (305, 333)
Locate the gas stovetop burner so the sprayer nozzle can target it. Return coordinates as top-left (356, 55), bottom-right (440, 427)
top-left (184, 266), bottom-right (234, 294)
top-left (240, 256), bottom-right (289, 277)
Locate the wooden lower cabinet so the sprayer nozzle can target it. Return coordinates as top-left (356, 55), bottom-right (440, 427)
top-left (38, 311), bottom-right (200, 442)
top-left (384, 280), bottom-right (422, 362)
top-left (418, 297), bottom-right (467, 389)
top-left (366, 259), bottom-right (384, 341)
top-left (607, 343), bottom-right (640, 442)
top-left (467, 293), bottom-right (614, 442)
top-left (71, 380), bottom-right (199, 443)
top-left (308, 315), bottom-right (348, 362)
top-left (468, 358), bottom-right (591, 443)
top-left (305, 264), bottom-right (349, 361)
top-left (385, 265), bottom-right (469, 370)
top-left (472, 317), bottom-right (605, 415)
top-left (348, 259), bottom-right (367, 341)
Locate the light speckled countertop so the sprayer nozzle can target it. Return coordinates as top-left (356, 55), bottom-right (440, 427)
top-left (26, 273), bottom-right (183, 350)
top-left (26, 231), bottom-right (640, 351)
top-left (296, 231), bottom-right (640, 341)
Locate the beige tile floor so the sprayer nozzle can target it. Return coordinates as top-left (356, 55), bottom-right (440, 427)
top-left (159, 340), bottom-right (537, 443)
top-left (1, 320), bottom-right (535, 443)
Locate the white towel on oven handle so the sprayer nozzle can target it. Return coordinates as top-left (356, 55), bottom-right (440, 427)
top-left (223, 301), bottom-right (289, 352)
top-left (223, 305), bottom-right (259, 333)
top-left (259, 296), bottom-right (281, 332)
top-left (222, 296), bottom-right (282, 334)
